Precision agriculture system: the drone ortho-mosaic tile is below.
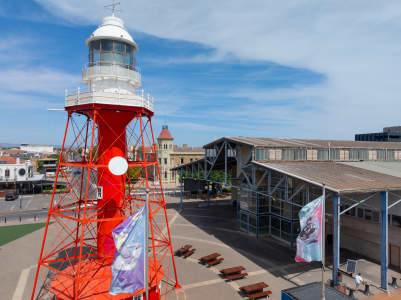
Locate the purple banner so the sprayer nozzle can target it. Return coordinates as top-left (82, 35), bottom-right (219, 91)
top-left (295, 196), bottom-right (323, 262)
top-left (109, 207), bottom-right (146, 295)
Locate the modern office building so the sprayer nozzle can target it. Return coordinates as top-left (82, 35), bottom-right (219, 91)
top-left (355, 126), bottom-right (401, 142)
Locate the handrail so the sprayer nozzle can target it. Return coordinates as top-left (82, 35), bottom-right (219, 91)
top-left (65, 90), bottom-right (155, 112)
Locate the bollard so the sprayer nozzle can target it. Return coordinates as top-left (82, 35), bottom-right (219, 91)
top-left (34, 215), bottom-right (36, 221)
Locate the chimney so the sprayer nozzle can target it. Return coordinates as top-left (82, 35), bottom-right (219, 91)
top-left (183, 144), bottom-right (188, 148)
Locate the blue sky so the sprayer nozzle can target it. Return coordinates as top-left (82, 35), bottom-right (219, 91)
top-left (2, 1), bottom-right (401, 146)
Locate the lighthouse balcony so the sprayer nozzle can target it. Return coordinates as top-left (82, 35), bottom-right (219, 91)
top-left (82, 64), bottom-right (141, 88)
top-left (65, 89), bottom-right (154, 112)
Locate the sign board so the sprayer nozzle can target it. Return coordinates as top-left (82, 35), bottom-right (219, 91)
top-left (240, 201), bottom-right (249, 210)
top-left (97, 186), bottom-right (103, 200)
top-left (346, 259), bottom-right (357, 274)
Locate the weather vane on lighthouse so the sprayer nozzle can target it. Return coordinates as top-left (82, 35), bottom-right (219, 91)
top-left (105, 0), bottom-right (121, 16)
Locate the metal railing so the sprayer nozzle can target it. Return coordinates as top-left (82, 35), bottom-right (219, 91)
top-left (65, 88), bottom-right (154, 112)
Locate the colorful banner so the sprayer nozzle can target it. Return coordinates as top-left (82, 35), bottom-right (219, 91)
top-left (109, 206), bottom-right (146, 295)
top-left (295, 195), bottom-right (323, 262)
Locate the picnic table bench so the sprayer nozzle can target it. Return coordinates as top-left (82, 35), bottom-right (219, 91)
top-left (220, 266), bottom-right (245, 275)
top-left (175, 245), bottom-right (192, 256)
top-left (248, 291), bottom-right (272, 299)
top-left (207, 257), bottom-right (224, 266)
top-left (183, 248), bottom-right (196, 258)
top-left (226, 272), bottom-right (248, 281)
top-left (199, 253), bottom-right (221, 263)
top-left (240, 282), bottom-right (271, 299)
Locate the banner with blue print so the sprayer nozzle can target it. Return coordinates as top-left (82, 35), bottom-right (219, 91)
top-left (109, 206), bottom-right (146, 295)
top-left (295, 196), bottom-right (323, 263)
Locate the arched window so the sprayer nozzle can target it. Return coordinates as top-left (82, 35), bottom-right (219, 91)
top-left (5, 169), bottom-right (10, 178)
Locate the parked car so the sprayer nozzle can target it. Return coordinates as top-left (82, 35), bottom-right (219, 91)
top-left (5, 191), bottom-right (18, 201)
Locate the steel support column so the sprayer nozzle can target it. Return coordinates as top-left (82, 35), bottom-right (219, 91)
top-left (333, 193), bottom-right (340, 286)
top-left (224, 141), bottom-right (227, 185)
top-left (180, 169), bottom-right (183, 210)
top-left (381, 191), bottom-right (389, 290)
top-left (268, 171), bottom-right (272, 236)
top-left (207, 181), bottom-right (211, 208)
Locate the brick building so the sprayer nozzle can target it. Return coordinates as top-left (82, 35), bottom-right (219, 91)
top-left (157, 126), bottom-right (203, 186)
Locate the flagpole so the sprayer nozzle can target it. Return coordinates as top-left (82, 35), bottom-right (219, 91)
top-left (145, 189), bottom-right (149, 300)
top-left (321, 185), bottom-right (326, 300)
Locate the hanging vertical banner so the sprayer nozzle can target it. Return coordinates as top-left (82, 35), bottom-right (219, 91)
top-left (295, 195), bottom-right (323, 262)
top-left (110, 206), bottom-right (146, 295)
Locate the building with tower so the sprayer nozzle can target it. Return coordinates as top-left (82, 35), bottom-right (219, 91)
top-left (156, 125), bottom-right (203, 186)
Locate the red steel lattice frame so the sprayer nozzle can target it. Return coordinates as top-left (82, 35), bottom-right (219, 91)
top-left (31, 105), bottom-right (180, 300)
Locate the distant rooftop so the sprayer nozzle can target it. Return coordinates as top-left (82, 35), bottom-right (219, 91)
top-left (253, 161), bottom-right (401, 193)
top-left (157, 125), bottom-right (174, 140)
top-left (205, 136), bottom-right (401, 149)
top-left (173, 145), bottom-right (203, 153)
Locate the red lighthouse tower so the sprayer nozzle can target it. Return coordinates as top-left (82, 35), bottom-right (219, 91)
top-left (31, 12), bottom-right (180, 300)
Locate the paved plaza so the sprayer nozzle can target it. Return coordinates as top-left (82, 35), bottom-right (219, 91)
top-left (1, 194), bottom-right (401, 299)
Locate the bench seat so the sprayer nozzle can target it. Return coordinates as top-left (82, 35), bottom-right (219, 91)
top-left (183, 249), bottom-right (196, 258)
top-left (226, 272), bottom-right (247, 281)
top-left (248, 291), bottom-right (272, 299)
top-left (207, 257), bottom-right (224, 266)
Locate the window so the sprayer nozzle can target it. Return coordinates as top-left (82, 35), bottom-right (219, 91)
top-left (164, 144), bottom-right (167, 150)
top-left (190, 158), bottom-right (193, 162)
top-left (164, 158), bottom-right (167, 164)
top-left (169, 144), bottom-right (172, 149)
top-left (392, 215), bottom-right (401, 228)
top-left (357, 208), bottom-right (364, 218)
top-left (5, 169), bottom-right (9, 177)
top-left (364, 209), bottom-right (372, 221)
top-left (159, 144), bottom-right (162, 149)
top-left (180, 158), bottom-right (184, 164)
top-left (372, 211), bottom-right (380, 222)
top-left (164, 171), bottom-right (168, 179)
top-left (159, 158), bottom-right (161, 164)
top-left (255, 148), bottom-right (269, 160)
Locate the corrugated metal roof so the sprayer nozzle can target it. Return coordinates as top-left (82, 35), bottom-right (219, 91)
top-left (340, 161), bottom-right (401, 179)
top-left (204, 136), bottom-right (401, 149)
top-left (253, 161), bottom-right (401, 193)
top-left (173, 146), bottom-right (204, 153)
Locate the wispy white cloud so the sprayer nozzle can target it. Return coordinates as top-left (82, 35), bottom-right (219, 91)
top-left (0, 36), bottom-right (80, 109)
top-left (0, 67), bottom-right (80, 97)
top-left (33, 1), bottom-right (401, 140)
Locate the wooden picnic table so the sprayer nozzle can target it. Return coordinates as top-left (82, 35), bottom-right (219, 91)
top-left (199, 253), bottom-right (221, 262)
top-left (220, 266), bottom-right (245, 275)
top-left (240, 282), bottom-right (268, 294)
top-left (175, 245), bottom-right (192, 256)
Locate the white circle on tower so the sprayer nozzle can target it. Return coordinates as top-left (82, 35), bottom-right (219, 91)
top-left (108, 156), bottom-right (128, 176)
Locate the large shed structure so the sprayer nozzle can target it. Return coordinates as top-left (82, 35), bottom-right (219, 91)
top-left (173, 137), bottom-right (401, 290)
